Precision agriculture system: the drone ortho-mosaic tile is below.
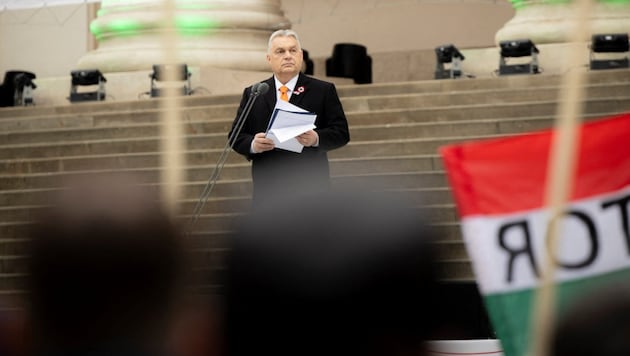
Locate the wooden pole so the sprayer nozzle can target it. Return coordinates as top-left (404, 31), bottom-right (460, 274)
top-left (159, 0), bottom-right (185, 216)
top-left (86, 2), bottom-right (99, 51)
top-left (529, 0), bottom-right (593, 355)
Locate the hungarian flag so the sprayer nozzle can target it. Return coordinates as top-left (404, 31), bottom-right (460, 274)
top-left (440, 113), bottom-right (630, 356)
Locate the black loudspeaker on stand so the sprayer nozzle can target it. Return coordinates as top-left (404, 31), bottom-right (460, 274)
top-left (187, 82), bottom-right (270, 232)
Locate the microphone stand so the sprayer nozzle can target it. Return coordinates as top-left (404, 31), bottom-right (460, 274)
top-left (187, 83), bottom-right (267, 233)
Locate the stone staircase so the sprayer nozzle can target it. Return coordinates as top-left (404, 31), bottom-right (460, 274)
top-left (2, 69), bottom-right (630, 301)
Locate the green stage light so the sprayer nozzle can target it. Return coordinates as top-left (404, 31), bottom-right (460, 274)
top-left (91, 2), bottom-right (221, 39)
top-left (175, 14), bottom-right (219, 35)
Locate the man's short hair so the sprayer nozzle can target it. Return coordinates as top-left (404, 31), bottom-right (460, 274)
top-left (267, 29), bottom-right (302, 53)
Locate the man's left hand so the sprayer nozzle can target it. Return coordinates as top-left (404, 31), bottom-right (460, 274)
top-left (297, 130), bottom-right (318, 147)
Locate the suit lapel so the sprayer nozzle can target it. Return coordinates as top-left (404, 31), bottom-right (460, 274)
top-left (289, 74), bottom-right (310, 107)
top-left (262, 76), bottom-right (276, 113)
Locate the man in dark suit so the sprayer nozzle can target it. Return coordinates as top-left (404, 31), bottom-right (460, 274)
top-left (229, 29), bottom-right (350, 205)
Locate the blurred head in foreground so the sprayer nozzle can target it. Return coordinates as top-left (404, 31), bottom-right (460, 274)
top-left (221, 190), bottom-right (440, 356)
top-left (26, 174), bottom-right (184, 354)
top-left (552, 283), bottom-right (630, 356)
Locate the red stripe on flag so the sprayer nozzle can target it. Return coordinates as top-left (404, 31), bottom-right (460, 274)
top-left (440, 113), bottom-right (630, 217)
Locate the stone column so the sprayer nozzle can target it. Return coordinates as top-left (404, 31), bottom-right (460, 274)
top-left (77, 0), bottom-right (290, 72)
top-left (496, 0), bottom-right (630, 44)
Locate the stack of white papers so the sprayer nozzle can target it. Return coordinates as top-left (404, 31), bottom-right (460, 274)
top-left (265, 101), bottom-right (317, 153)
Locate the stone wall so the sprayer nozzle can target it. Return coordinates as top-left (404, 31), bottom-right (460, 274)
top-left (0, 0), bottom-right (514, 78)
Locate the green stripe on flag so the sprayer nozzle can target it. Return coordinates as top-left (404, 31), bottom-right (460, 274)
top-left (484, 267), bottom-right (630, 356)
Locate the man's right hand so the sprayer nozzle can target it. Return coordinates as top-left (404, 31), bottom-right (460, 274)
top-left (252, 132), bottom-right (275, 153)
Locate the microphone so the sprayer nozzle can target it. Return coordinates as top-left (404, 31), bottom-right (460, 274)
top-left (252, 82), bottom-right (270, 96)
top-left (188, 81), bottom-right (268, 232)
top-left (230, 82), bottom-right (268, 147)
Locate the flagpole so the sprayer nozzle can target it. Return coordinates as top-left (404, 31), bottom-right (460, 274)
top-left (159, 0), bottom-right (185, 217)
top-left (529, 0), bottom-right (593, 355)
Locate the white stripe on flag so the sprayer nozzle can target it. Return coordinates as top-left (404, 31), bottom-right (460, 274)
top-left (463, 184), bottom-right (630, 294)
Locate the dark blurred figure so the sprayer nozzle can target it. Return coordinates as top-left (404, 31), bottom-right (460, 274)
top-left (551, 283), bottom-right (630, 356)
top-left (25, 175), bottom-right (184, 356)
top-left (0, 309), bottom-right (27, 356)
top-left (168, 296), bottom-right (223, 356)
top-left (220, 190), bottom-right (442, 356)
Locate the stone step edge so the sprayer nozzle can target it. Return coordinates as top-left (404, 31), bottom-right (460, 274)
top-left (2, 68), bottom-right (628, 118)
top-left (11, 92), bottom-right (630, 130)
top-left (0, 101), bottom-right (240, 122)
top-left (0, 129), bottom-right (504, 150)
top-left (3, 100), bottom-right (628, 149)
top-left (335, 69), bottom-right (630, 94)
top-left (0, 184), bottom-right (453, 202)
top-left (0, 199), bottom-right (458, 228)
top-left (0, 154), bottom-right (444, 178)
top-left (0, 167), bottom-right (454, 195)
top-left (344, 95), bottom-right (630, 115)
top-left (1, 109), bottom-right (609, 138)
top-left (0, 133), bottom-right (528, 166)
top-left (0, 201), bottom-right (458, 213)
top-left (2, 80), bottom-right (628, 123)
top-left (0, 211), bottom-right (245, 227)
top-left (341, 81), bottom-right (630, 101)
top-left (0, 94), bottom-right (242, 119)
top-left (0, 111), bottom-right (615, 155)
top-left (0, 148), bottom-right (441, 165)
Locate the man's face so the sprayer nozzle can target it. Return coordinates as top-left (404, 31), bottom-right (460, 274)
top-left (267, 35), bottom-right (303, 80)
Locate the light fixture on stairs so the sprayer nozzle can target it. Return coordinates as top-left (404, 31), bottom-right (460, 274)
top-left (434, 44), bottom-right (465, 79)
top-left (0, 70), bottom-right (37, 107)
top-left (589, 33), bottom-right (629, 70)
top-left (69, 69), bottom-right (107, 103)
top-left (150, 64), bottom-right (192, 97)
top-left (497, 39), bottom-right (540, 76)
